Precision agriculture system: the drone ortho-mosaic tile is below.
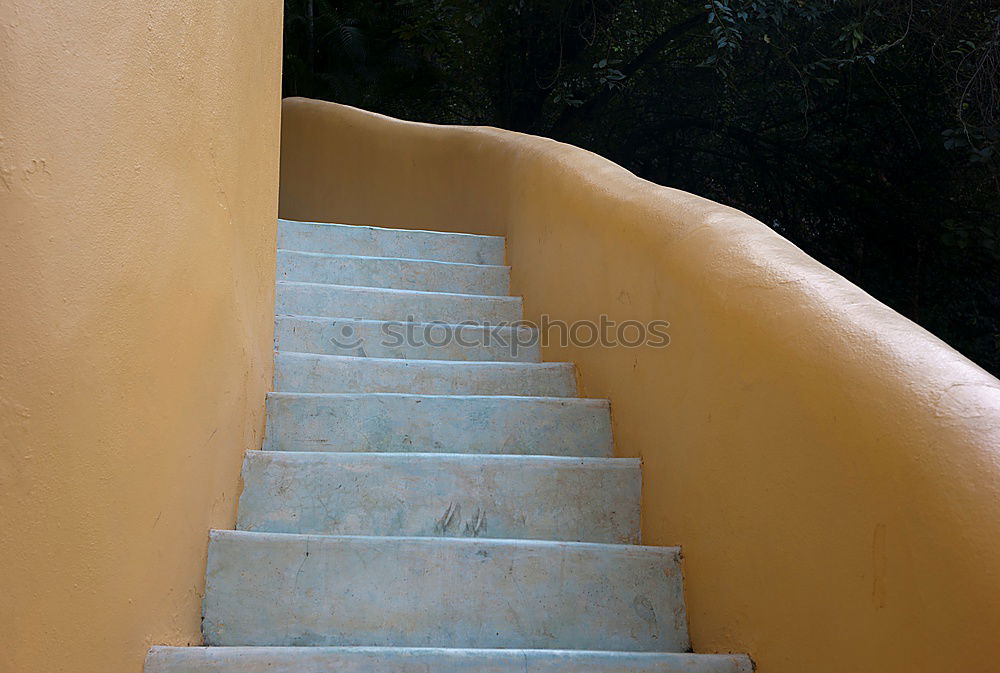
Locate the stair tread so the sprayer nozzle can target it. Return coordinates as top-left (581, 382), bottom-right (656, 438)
top-left (277, 248), bottom-right (510, 269)
top-left (146, 646), bottom-right (752, 673)
top-left (277, 351), bottom-right (567, 367)
top-left (276, 280), bottom-right (521, 324)
top-left (203, 530), bottom-right (688, 650)
top-left (237, 451), bottom-right (641, 542)
top-left (249, 449), bottom-right (635, 464)
top-left (275, 314), bottom-right (541, 362)
top-left (277, 249), bottom-right (510, 296)
top-left (275, 313), bottom-right (536, 330)
top-left (274, 351), bottom-right (577, 396)
top-left (280, 219), bottom-right (506, 243)
top-left (267, 391), bottom-right (608, 403)
top-left (276, 279), bottom-right (517, 300)
top-left (278, 219), bottom-right (505, 265)
top-left (263, 392), bottom-right (612, 457)
top-left (210, 528), bottom-right (670, 551)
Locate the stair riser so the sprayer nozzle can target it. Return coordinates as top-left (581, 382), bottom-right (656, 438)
top-left (278, 220), bottom-right (505, 265)
top-left (146, 647), bottom-right (753, 673)
top-left (275, 316), bottom-right (541, 362)
top-left (237, 453), bottom-right (640, 544)
top-left (264, 394), bottom-right (613, 457)
top-left (274, 353), bottom-right (577, 397)
top-left (277, 250), bottom-right (510, 296)
top-left (276, 282), bottom-right (521, 324)
top-left (203, 532), bottom-right (689, 651)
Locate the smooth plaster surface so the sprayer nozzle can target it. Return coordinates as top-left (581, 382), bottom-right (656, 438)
top-left (278, 97), bottom-right (1000, 673)
top-left (0, 3), bottom-right (282, 672)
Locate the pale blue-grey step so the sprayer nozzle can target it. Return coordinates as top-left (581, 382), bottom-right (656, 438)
top-left (277, 249), bottom-right (510, 296)
top-left (274, 352), bottom-right (576, 396)
top-left (236, 452), bottom-right (640, 544)
top-left (263, 393), bottom-right (613, 456)
top-left (278, 219), bottom-right (505, 265)
top-left (145, 647), bottom-right (753, 673)
top-left (275, 315), bottom-right (541, 362)
top-left (203, 531), bottom-right (689, 651)
top-left (276, 281), bottom-right (521, 324)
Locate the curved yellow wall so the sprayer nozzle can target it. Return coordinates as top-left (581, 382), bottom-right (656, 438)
top-left (0, 3), bottom-right (282, 672)
top-left (280, 98), bottom-right (1000, 673)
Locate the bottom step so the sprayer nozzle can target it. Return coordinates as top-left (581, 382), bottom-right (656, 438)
top-left (202, 531), bottom-right (688, 650)
top-left (146, 647), bottom-right (753, 673)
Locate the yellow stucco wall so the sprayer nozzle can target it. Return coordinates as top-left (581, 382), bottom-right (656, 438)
top-left (279, 98), bottom-right (1000, 673)
top-left (0, 3), bottom-right (282, 671)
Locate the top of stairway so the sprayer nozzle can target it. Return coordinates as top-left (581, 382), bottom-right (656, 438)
top-left (278, 219), bottom-right (506, 265)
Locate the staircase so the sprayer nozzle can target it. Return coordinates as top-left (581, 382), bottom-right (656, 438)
top-left (145, 220), bottom-right (752, 672)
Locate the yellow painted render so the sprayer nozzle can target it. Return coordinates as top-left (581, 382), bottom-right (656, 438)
top-left (279, 97), bottom-right (1000, 673)
top-left (0, 2), bottom-right (282, 672)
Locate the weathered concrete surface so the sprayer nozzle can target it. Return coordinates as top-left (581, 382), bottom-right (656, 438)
top-left (277, 249), bottom-right (510, 296)
top-left (203, 531), bottom-right (689, 651)
top-left (263, 393), bottom-right (613, 456)
top-left (276, 281), bottom-right (521, 323)
top-left (237, 452), bottom-right (640, 543)
top-left (275, 315), bottom-right (541, 362)
top-left (146, 646), bottom-right (753, 673)
top-left (274, 352), bottom-right (577, 396)
top-left (278, 219), bottom-right (505, 265)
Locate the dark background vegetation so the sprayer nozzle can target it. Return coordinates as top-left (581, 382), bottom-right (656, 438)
top-left (283, 0), bottom-right (1000, 375)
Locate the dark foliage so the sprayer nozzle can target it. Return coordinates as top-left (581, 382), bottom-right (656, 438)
top-left (284, 0), bottom-right (1000, 374)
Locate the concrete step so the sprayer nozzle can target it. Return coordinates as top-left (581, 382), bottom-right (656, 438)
top-left (264, 393), bottom-right (613, 457)
top-left (278, 219), bottom-right (505, 265)
top-left (276, 281), bottom-right (521, 324)
top-left (275, 315), bottom-right (541, 362)
top-left (277, 249), bottom-right (510, 296)
top-left (146, 646), bottom-right (753, 673)
top-left (202, 531), bottom-right (689, 651)
top-left (274, 352), bottom-right (576, 396)
top-left (236, 452), bottom-right (640, 543)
